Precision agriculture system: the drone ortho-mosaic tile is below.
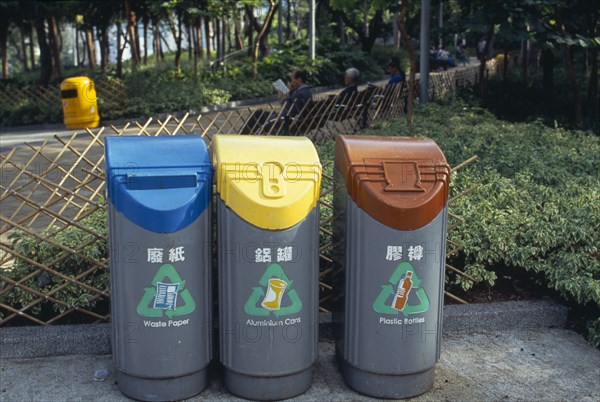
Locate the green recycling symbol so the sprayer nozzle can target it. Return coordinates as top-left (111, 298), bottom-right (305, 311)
top-left (136, 264), bottom-right (196, 319)
top-left (372, 262), bottom-right (429, 316)
top-left (244, 263), bottom-right (302, 317)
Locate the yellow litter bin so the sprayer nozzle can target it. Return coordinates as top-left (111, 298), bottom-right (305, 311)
top-left (212, 135), bottom-right (321, 400)
top-left (60, 76), bottom-right (100, 129)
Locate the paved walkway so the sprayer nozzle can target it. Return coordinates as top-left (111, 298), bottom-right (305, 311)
top-left (2, 301), bottom-right (599, 401)
top-left (2, 328), bottom-right (599, 401)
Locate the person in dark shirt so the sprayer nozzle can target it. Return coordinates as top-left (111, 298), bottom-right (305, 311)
top-left (331, 68), bottom-right (360, 121)
top-left (339, 68), bottom-right (359, 99)
top-left (241, 69), bottom-right (312, 134)
top-left (386, 57), bottom-right (406, 87)
top-left (280, 69), bottom-right (312, 118)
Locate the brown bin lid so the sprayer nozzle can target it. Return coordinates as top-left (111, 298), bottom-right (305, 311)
top-left (335, 135), bottom-right (450, 231)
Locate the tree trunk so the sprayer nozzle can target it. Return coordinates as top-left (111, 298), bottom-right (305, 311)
top-left (542, 48), bottom-right (554, 97)
top-left (563, 45), bottom-right (582, 126)
top-left (205, 16), bottom-right (212, 61)
top-left (246, 3), bottom-right (276, 60)
top-left (116, 20), bottom-right (124, 77)
top-left (85, 26), bottom-right (96, 70)
top-left (213, 20), bottom-right (217, 58)
top-left (74, 25), bottom-right (79, 68)
top-left (248, 1), bottom-right (276, 79)
top-left (216, 17), bottom-right (222, 61)
top-left (48, 16), bottom-right (62, 79)
top-left (143, 17), bottom-right (148, 65)
top-left (99, 25), bottom-right (110, 73)
top-left (134, 14), bottom-right (141, 64)
top-left (588, 11), bottom-right (598, 120)
top-left (34, 16), bottom-right (52, 85)
top-left (20, 25), bottom-right (29, 72)
top-left (153, 20), bottom-right (161, 63)
top-left (556, 8), bottom-right (582, 126)
top-left (174, 12), bottom-right (183, 71)
top-left (294, 0), bottom-right (301, 38)
top-left (398, 2), bottom-right (417, 128)
top-left (234, 10), bottom-right (243, 50)
top-left (188, 22), bottom-right (193, 61)
top-left (197, 19), bottom-right (203, 59)
top-left (588, 47), bottom-right (598, 120)
top-left (286, 0), bottom-right (292, 40)
top-left (29, 26), bottom-right (35, 70)
top-left (478, 24), bottom-right (494, 96)
top-left (244, 12), bottom-right (253, 56)
top-left (521, 39), bottom-right (529, 81)
top-left (78, 29), bottom-right (86, 66)
top-left (278, 0), bottom-right (283, 44)
top-left (193, 18), bottom-right (199, 76)
top-left (338, 13), bottom-right (346, 45)
top-left (393, 11), bottom-right (399, 49)
top-left (258, 27), bottom-right (272, 59)
top-left (125, 0), bottom-right (139, 68)
top-left (0, 16), bottom-right (8, 79)
top-left (503, 45), bottom-right (509, 83)
top-left (362, 0), bottom-right (369, 40)
top-left (225, 15), bottom-right (232, 51)
top-left (339, 8), bottom-right (383, 54)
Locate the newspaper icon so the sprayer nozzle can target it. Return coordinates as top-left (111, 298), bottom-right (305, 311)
top-left (153, 282), bottom-right (180, 310)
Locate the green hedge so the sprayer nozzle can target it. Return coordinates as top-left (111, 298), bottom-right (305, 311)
top-left (1, 208), bottom-right (108, 320)
top-left (1, 39), bottom-right (405, 127)
top-left (371, 99), bottom-right (600, 345)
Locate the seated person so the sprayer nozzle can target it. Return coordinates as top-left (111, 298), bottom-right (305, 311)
top-left (438, 45), bottom-right (456, 68)
top-left (241, 69), bottom-right (312, 134)
top-left (332, 67), bottom-right (360, 120)
top-left (455, 44), bottom-right (469, 66)
top-left (386, 57), bottom-right (406, 87)
top-left (433, 46), bottom-right (448, 70)
top-left (339, 67), bottom-right (359, 100)
top-left (361, 58), bottom-right (405, 128)
top-left (429, 46), bottom-right (441, 70)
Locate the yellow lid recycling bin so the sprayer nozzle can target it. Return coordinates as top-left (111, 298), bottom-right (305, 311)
top-left (212, 135), bottom-right (321, 400)
top-left (60, 76), bottom-right (100, 129)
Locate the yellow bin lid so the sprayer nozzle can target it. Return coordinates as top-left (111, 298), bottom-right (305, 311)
top-left (212, 135), bottom-right (322, 230)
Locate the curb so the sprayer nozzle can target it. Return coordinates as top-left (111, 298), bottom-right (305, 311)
top-left (0, 300), bottom-right (567, 360)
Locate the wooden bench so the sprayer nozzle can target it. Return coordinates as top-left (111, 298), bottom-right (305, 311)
top-left (286, 97), bottom-right (337, 135)
top-left (329, 90), bottom-right (370, 122)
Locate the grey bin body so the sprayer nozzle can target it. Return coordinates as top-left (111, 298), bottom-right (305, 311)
top-left (211, 134), bottom-right (322, 401)
top-left (333, 136), bottom-right (450, 399)
top-left (217, 200), bottom-right (319, 400)
top-left (105, 136), bottom-right (212, 401)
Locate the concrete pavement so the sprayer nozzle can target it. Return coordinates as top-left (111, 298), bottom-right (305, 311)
top-left (1, 300), bottom-right (599, 401)
top-left (2, 329), bottom-right (599, 402)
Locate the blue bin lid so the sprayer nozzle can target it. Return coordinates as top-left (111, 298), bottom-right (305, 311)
top-left (105, 135), bottom-right (212, 233)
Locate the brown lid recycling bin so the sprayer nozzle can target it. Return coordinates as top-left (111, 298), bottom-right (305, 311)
top-left (333, 135), bottom-right (450, 399)
top-left (334, 135), bottom-right (450, 230)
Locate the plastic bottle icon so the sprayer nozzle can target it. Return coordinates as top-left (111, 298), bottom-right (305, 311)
top-left (392, 271), bottom-right (413, 311)
top-left (261, 278), bottom-right (288, 311)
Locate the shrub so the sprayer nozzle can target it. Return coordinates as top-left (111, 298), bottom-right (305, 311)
top-left (371, 99), bottom-right (600, 345)
top-left (2, 42), bottom-right (407, 126)
top-left (370, 45), bottom-right (410, 73)
top-left (1, 208), bottom-right (109, 320)
top-left (259, 38), bottom-right (386, 87)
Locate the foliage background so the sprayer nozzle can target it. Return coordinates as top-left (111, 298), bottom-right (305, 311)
top-left (371, 98), bottom-right (600, 346)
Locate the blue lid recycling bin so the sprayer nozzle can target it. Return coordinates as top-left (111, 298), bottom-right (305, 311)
top-left (105, 135), bottom-right (212, 401)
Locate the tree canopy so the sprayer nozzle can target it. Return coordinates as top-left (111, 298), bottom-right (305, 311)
top-left (0, 0), bottom-right (597, 125)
